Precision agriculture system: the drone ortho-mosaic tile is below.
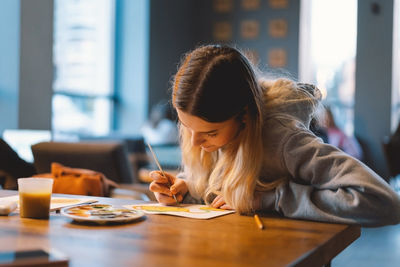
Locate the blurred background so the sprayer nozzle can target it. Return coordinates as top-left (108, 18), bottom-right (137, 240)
top-left (0, 0), bottom-right (399, 180)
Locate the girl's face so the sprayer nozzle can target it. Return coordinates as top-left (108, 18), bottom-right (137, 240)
top-left (177, 109), bottom-right (242, 152)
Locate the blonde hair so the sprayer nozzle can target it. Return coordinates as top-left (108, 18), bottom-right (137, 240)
top-left (173, 45), bottom-right (321, 214)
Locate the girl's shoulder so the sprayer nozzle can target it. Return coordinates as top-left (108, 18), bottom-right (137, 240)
top-left (263, 115), bottom-right (308, 136)
top-left (262, 115), bottom-right (310, 156)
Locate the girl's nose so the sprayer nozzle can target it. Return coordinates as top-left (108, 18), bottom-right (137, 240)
top-left (191, 132), bottom-right (204, 147)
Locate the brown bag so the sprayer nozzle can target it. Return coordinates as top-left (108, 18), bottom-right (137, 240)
top-left (34, 162), bottom-right (119, 197)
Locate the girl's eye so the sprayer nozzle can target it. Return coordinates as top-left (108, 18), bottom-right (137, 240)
top-left (207, 133), bottom-right (217, 137)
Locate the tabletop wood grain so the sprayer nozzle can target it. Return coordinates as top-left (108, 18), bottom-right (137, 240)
top-left (0, 190), bottom-right (360, 267)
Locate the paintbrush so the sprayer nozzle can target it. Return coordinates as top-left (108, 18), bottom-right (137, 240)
top-left (147, 142), bottom-right (179, 204)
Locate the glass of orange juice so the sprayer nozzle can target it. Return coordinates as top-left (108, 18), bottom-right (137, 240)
top-left (17, 178), bottom-right (54, 219)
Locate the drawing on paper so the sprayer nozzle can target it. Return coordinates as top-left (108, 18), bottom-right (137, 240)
top-left (124, 203), bottom-right (235, 220)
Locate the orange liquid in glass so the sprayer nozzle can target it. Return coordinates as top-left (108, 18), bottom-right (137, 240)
top-left (19, 192), bottom-right (51, 219)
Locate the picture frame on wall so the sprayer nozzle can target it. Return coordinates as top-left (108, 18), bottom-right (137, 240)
top-left (213, 22), bottom-right (233, 41)
top-left (268, 19), bottom-right (288, 38)
top-left (240, 20), bottom-right (260, 39)
top-left (241, 0), bottom-right (260, 10)
top-left (214, 0), bottom-right (233, 13)
top-left (268, 0), bottom-right (289, 9)
top-left (268, 48), bottom-right (287, 68)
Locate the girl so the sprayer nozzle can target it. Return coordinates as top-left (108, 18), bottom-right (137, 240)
top-left (149, 44), bottom-right (400, 227)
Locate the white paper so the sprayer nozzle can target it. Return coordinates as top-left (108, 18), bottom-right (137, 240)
top-left (124, 203), bottom-right (235, 219)
top-left (0, 195), bottom-right (98, 211)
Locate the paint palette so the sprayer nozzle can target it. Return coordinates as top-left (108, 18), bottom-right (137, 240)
top-left (61, 204), bottom-right (145, 224)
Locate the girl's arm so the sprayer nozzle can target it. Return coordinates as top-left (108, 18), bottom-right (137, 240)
top-left (259, 119), bottom-right (400, 227)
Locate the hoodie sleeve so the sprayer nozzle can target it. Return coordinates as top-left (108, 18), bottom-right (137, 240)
top-left (272, 125), bottom-right (400, 227)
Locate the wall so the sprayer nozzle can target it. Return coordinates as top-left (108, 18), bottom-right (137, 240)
top-left (18, 0), bottom-right (53, 130)
top-left (0, 0), bottom-right (52, 133)
top-left (0, 0), bottom-right (20, 134)
top-left (196, 0), bottom-right (300, 77)
top-left (354, 0), bottom-right (394, 178)
top-left (148, 0), bottom-right (199, 111)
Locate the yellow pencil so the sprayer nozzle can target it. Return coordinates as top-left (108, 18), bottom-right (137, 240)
top-left (254, 214), bottom-right (264, 230)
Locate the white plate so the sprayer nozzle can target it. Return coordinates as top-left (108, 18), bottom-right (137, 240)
top-left (60, 204), bottom-right (145, 224)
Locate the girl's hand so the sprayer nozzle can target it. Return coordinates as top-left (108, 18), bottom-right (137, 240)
top-left (149, 171), bottom-right (188, 205)
top-left (210, 195), bottom-right (233, 210)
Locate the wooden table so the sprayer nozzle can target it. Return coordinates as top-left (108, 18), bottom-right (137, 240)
top-left (0, 190), bottom-right (360, 267)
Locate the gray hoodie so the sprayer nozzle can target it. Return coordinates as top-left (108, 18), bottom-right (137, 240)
top-left (258, 114), bottom-right (400, 227)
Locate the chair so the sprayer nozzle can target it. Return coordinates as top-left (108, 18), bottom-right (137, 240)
top-left (31, 141), bottom-right (135, 184)
top-left (79, 135), bottom-right (150, 182)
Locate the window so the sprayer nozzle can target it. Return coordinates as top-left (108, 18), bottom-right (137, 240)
top-left (300, 0), bottom-right (357, 135)
top-left (52, 0), bottom-right (115, 136)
